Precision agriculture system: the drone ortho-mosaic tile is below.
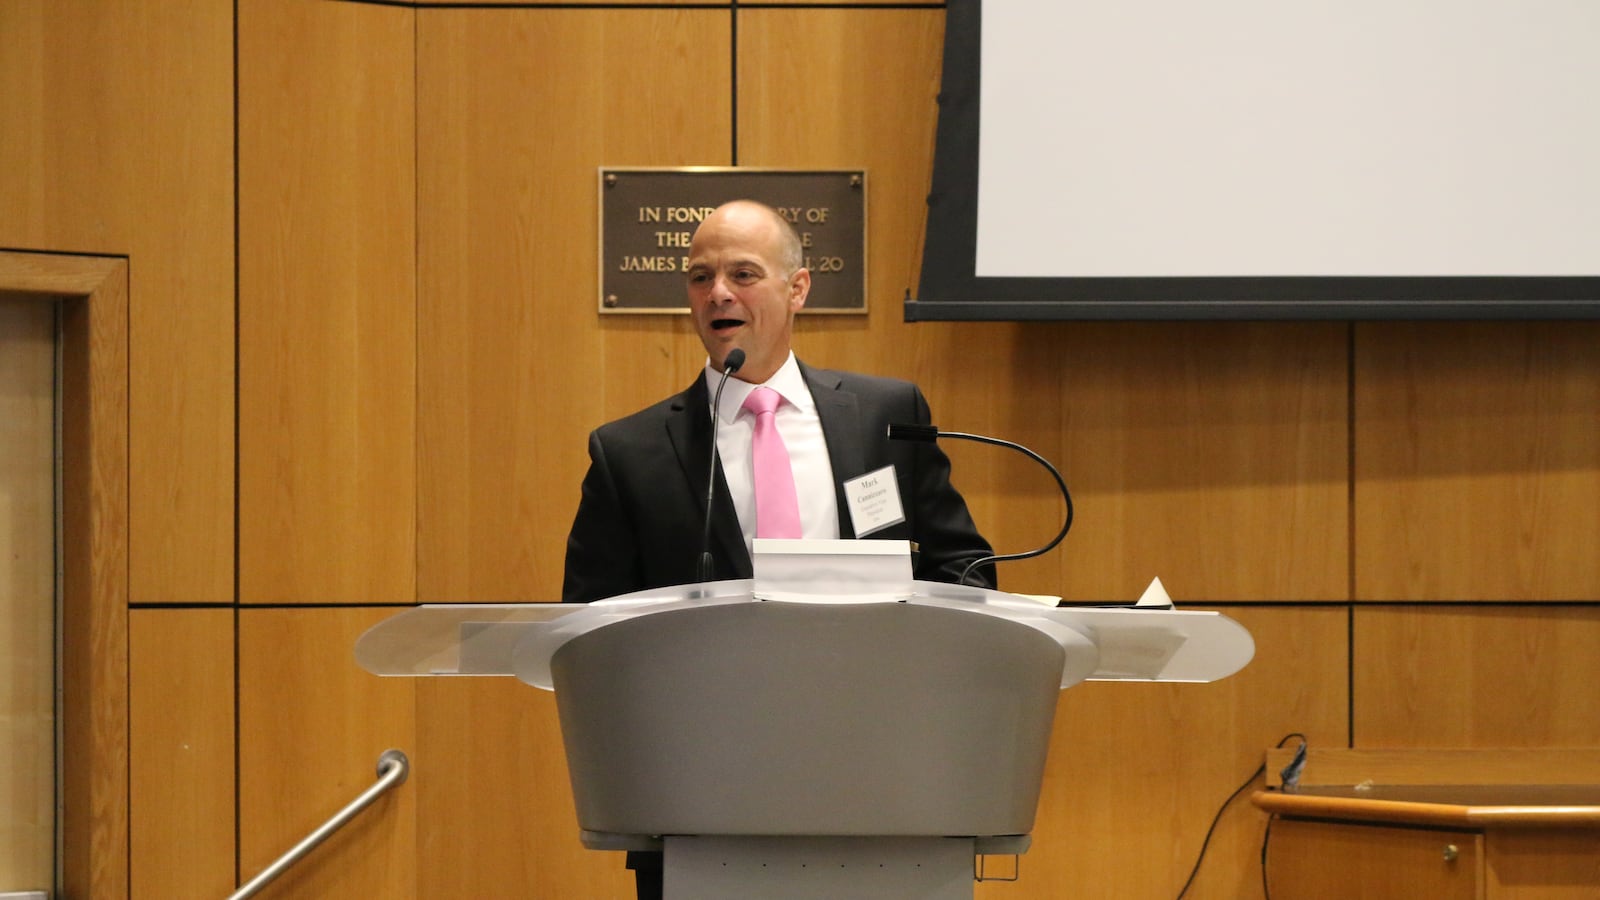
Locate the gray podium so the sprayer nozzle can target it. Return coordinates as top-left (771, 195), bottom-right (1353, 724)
top-left (357, 544), bottom-right (1254, 899)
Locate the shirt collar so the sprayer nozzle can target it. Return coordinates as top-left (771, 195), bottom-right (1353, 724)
top-left (705, 352), bottom-right (810, 423)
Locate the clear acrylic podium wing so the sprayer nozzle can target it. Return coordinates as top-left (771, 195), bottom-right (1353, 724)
top-left (355, 579), bottom-right (1255, 688)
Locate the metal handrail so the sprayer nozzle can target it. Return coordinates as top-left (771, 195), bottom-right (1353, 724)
top-left (226, 749), bottom-right (410, 900)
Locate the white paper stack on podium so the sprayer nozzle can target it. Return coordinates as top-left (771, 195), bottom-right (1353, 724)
top-left (357, 540), bottom-right (1254, 899)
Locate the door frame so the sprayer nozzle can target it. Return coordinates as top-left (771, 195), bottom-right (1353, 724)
top-left (0, 250), bottom-right (129, 899)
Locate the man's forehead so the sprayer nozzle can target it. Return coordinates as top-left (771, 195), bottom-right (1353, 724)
top-left (685, 250), bottom-right (771, 271)
top-left (692, 210), bottom-right (781, 248)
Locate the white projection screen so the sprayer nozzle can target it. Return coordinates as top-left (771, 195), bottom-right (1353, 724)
top-left (911, 0), bottom-right (1600, 320)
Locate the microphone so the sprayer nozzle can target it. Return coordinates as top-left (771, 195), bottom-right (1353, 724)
top-left (887, 422), bottom-right (1073, 586)
top-left (697, 348), bottom-right (746, 582)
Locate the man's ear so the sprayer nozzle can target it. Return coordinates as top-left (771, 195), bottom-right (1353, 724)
top-left (788, 267), bottom-right (811, 312)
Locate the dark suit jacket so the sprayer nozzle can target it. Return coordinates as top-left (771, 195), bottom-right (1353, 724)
top-left (562, 360), bottom-right (994, 603)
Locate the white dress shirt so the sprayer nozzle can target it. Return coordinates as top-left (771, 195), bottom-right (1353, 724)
top-left (707, 352), bottom-right (841, 555)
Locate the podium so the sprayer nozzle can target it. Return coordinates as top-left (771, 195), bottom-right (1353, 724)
top-left (357, 573), bottom-right (1254, 898)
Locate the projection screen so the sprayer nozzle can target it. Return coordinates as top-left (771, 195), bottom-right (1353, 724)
top-left (910, 0), bottom-right (1600, 320)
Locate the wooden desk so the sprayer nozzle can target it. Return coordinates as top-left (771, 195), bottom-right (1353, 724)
top-left (1251, 749), bottom-right (1600, 899)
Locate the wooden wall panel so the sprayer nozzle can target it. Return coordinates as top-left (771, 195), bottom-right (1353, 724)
top-left (238, 0), bottom-right (417, 604)
top-left (1051, 323), bottom-right (1349, 602)
top-left (418, 0), bottom-right (940, 6)
top-left (1001, 606), bottom-right (1349, 899)
top-left (239, 607), bottom-right (416, 897)
top-left (130, 609), bottom-right (236, 899)
top-left (421, 0), bottom-right (719, 6)
top-left (1355, 322), bottom-right (1600, 601)
top-left (416, 678), bottom-right (628, 897)
top-left (911, 321), bottom-right (1350, 605)
top-left (0, 1), bottom-right (235, 604)
top-left (752, 0), bottom-right (942, 5)
top-left (1354, 606), bottom-right (1600, 748)
top-left (416, 8), bottom-right (731, 602)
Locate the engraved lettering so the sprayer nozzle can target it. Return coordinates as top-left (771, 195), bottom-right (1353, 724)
top-left (618, 255), bottom-right (679, 272)
top-left (666, 206), bottom-right (717, 223)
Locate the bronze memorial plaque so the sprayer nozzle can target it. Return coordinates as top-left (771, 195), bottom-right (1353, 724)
top-left (599, 167), bottom-right (867, 314)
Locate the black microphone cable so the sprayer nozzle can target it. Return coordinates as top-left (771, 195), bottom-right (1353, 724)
top-left (697, 348), bottom-right (746, 583)
top-left (1175, 731), bottom-right (1306, 900)
top-left (887, 423), bottom-right (1073, 586)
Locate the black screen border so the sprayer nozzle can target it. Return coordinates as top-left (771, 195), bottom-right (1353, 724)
top-left (910, 0), bottom-right (1600, 322)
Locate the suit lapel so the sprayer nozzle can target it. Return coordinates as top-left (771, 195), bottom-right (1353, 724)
top-left (801, 362), bottom-right (864, 539)
top-left (666, 372), bottom-right (752, 578)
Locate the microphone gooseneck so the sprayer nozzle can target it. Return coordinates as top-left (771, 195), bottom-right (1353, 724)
top-left (697, 348), bottom-right (746, 583)
top-left (888, 423), bottom-right (1074, 586)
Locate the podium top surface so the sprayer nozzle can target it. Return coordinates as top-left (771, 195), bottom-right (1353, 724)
top-left (355, 580), bottom-right (1255, 690)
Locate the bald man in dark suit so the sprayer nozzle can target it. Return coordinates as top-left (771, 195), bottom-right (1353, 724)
top-left (562, 357), bottom-right (993, 604)
top-left (560, 200), bottom-right (993, 900)
top-left (563, 200), bottom-right (993, 604)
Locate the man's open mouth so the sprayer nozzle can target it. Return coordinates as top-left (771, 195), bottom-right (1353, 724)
top-left (711, 318), bottom-right (744, 333)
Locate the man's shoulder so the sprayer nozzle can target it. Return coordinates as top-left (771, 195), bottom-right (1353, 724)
top-left (801, 361), bottom-right (919, 398)
top-left (590, 378), bottom-right (702, 442)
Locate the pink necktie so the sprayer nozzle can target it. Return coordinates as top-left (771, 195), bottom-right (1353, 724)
top-left (742, 387), bottom-right (802, 539)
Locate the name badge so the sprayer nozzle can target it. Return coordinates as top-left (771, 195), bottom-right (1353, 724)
top-left (844, 465), bottom-right (905, 537)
